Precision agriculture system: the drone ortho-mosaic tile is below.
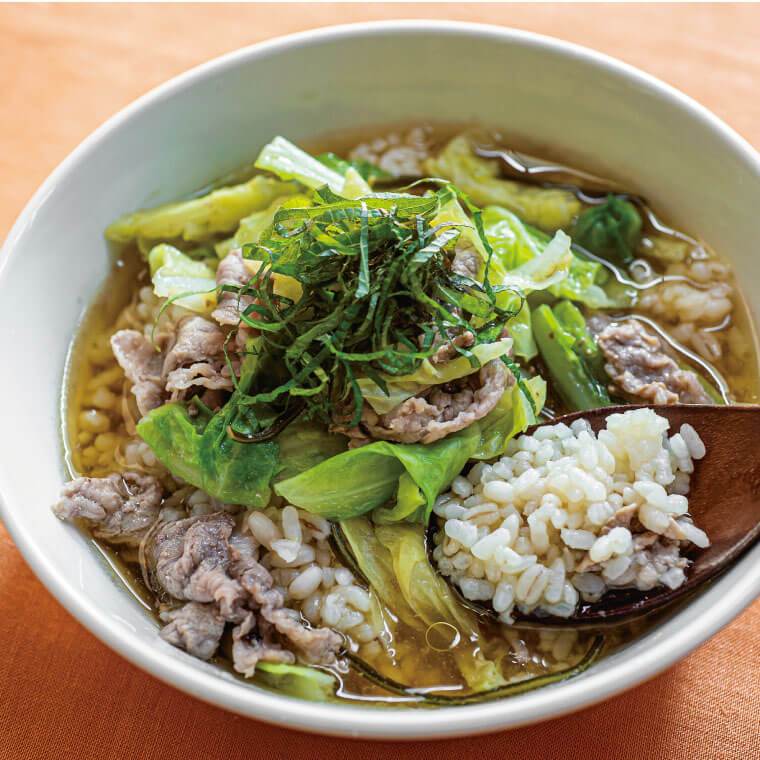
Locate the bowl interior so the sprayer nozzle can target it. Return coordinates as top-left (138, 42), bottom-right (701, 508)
top-left (1, 22), bottom-right (760, 739)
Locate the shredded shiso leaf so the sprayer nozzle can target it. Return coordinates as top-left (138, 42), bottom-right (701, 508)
top-left (216, 173), bottom-right (530, 440)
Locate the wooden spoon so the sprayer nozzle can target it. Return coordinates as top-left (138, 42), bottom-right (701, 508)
top-left (447, 404), bottom-right (760, 628)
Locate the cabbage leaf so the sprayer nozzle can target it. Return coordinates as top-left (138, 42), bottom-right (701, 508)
top-left (137, 402), bottom-right (279, 507)
top-left (424, 136), bottom-right (581, 232)
top-left (255, 136), bottom-right (372, 199)
top-left (147, 244), bottom-right (218, 313)
top-left (215, 192), bottom-right (306, 258)
top-left (275, 420), bottom-right (347, 481)
top-left (472, 376), bottom-right (546, 460)
top-left (493, 229), bottom-right (574, 293)
top-left (574, 195), bottom-right (642, 267)
top-left (483, 206), bottom-right (633, 309)
top-left (275, 423), bottom-right (481, 522)
top-left (340, 518), bottom-right (508, 691)
top-left (315, 152), bottom-right (391, 182)
top-left (106, 175), bottom-right (297, 244)
top-left (255, 662), bottom-right (337, 702)
top-left (505, 301), bottom-right (537, 360)
top-left (137, 399), bottom-right (351, 505)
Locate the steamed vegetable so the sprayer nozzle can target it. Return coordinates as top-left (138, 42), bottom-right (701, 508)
top-left (148, 244), bottom-right (218, 312)
top-left (638, 233), bottom-right (691, 263)
top-left (552, 300), bottom-right (607, 384)
top-left (255, 662), bottom-right (337, 702)
top-left (215, 193), bottom-right (306, 258)
top-left (373, 472), bottom-right (427, 523)
top-left (574, 195), bottom-right (642, 267)
top-left (532, 304), bottom-right (613, 410)
top-left (504, 301), bottom-right (537, 360)
top-left (424, 136), bottom-right (582, 232)
top-left (106, 175), bottom-right (297, 244)
top-left (493, 229), bottom-right (574, 293)
top-left (276, 423), bottom-right (480, 522)
top-left (136, 401), bottom-right (349, 505)
top-left (315, 152), bottom-right (391, 182)
top-left (340, 518), bottom-right (508, 691)
top-left (255, 136), bottom-right (372, 198)
top-left (336, 518), bottom-right (419, 624)
top-left (356, 337), bottom-right (513, 415)
top-left (473, 376), bottom-right (546, 459)
top-left (376, 523), bottom-right (509, 690)
top-left (275, 420), bottom-right (347, 480)
top-left (137, 402), bottom-right (279, 507)
top-left (483, 206), bottom-right (633, 309)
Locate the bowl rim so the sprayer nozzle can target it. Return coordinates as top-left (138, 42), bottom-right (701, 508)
top-left (2, 19), bottom-right (760, 740)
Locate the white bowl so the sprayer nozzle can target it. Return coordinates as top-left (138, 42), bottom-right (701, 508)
top-left (1, 21), bottom-right (759, 740)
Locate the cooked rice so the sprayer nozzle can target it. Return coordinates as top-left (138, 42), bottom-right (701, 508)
top-left (433, 408), bottom-right (709, 623)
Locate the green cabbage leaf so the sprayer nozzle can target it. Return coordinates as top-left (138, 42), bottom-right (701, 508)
top-left (472, 376), bottom-right (546, 460)
top-left (275, 420), bottom-right (347, 481)
top-left (255, 662), bottom-right (337, 702)
top-left (255, 136), bottom-right (372, 199)
top-left (136, 402), bottom-right (345, 507)
top-left (483, 206), bottom-right (634, 309)
top-left (106, 175), bottom-right (297, 244)
top-left (424, 136), bottom-right (582, 232)
top-left (147, 244), bottom-right (218, 312)
top-left (275, 424), bottom-right (481, 523)
top-left (315, 152), bottom-right (391, 182)
top-left (573, 195), bottom-right (642, 267)
top-left (137, 402), bottom-right (279, 507)
top-left (215, 192), bottom-right (307, 258)
top-left (340, 518), bottom-right (508, 691)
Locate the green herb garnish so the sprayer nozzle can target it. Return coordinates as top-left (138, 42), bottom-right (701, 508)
top-left (220, 182), bottom-right (524, 438)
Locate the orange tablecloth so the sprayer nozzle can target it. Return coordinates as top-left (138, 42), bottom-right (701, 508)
top-left (1, 4), bottom-right (759, 758)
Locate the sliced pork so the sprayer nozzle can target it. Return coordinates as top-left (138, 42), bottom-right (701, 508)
top-left (430, 330), bottom-right (475, 365)
top-left (597, 320), bottom-right (712, 405)
top-left (362, 358), bottom-right (509, 444)
top-left (152, 512), bottom-right (246, 620)
top-left (231, 613), bottom-right (295, 677)
top-left (112, 315), bottom-right (236, 420)
top-left (150, 512), bottom-right (341, 672)
top-left (159, 602), bottom-right (226, 660)
top-left (162, 316), bottom-right (236, 395)
top-left (53, 472), bottom-right (162, 545)
top-left (110, 331), bottom-right (166, 416)
top-left (451, 246), bottom-right (481, 280)
top-left (211, 248), bottom-right (255, 327)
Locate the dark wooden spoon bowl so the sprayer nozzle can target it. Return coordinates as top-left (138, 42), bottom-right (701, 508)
top-left (439, 404), bottom-right (760, 627)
